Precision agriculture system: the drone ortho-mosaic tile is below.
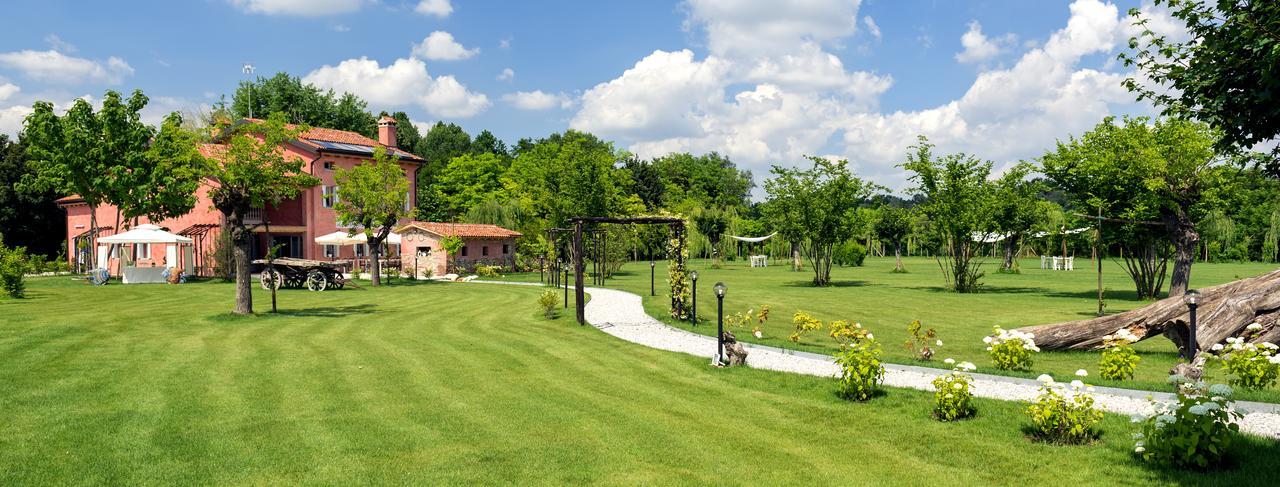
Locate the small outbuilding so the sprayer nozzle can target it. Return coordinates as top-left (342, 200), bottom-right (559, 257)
top-left (395, 222), bottom-right (522, 278)
top-left (95, 224), bottom-right (195, 283)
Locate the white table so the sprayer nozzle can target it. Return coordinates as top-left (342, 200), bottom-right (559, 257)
top-left (121, 266), bottom-right (168, 284)
top-left (749, 255), bottom-right (768, 267)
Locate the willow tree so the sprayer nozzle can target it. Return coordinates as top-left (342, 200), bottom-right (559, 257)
top-left (764, 156), bottom-right (879, 287)
top-left (205, 114), bottom-right (320, 314)
top-left (335, 146), bottom-right (411, 286)
top-left (902, 136), bottom-right (994, 293)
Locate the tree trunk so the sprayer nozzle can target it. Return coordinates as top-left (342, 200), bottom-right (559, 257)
top-left (87, 205), bottom-right (99, 270)
top-left (894, 244), bottom-right (903, 272)
top-left (233, 231), bottom-right (253, 315)
top-left (1019, 269), bottom-right (1280, 352)
top-left (369, 240), bottom-right (382, 286)
top-left (791, 241), bottom-right (802, 271)
top-left (1165, 211), bottom-right (1199, 297)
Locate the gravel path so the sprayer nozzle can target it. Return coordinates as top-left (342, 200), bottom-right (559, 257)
top-left (476, 281), bottom-right (1280, 439)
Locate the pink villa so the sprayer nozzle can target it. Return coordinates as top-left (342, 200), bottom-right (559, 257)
top-left (396, 221), bottom-right (522, 277)
top-left (58, 116), bottom-right (520, 278)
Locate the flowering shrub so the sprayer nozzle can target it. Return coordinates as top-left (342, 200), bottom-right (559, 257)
top-left (1098, 328), bottom-right (1142, 381)
top-left (1208, 326), bottom-right (1280, 390)
top-left (932, 358), bottom-right (977, 421)
top-left (1133, 378), bottom-right (1242, 469)
top-left (727, 305), bottom-right (770, 339)
top-left (984, 326), bottom-right (1039, 371)
top-left (537, 290), bottom-right (559, 319)
top-left (1025, 370), bottom-right (1103, 444)
top-left (904, 319), bottom-right (941, 361)
top-left (792, 312), bottom-right (884, 401)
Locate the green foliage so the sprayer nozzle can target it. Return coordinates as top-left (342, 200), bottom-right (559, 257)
top-left (666, 228), bottom-right (690, 320)
top-left (902, 136), bottom-right (993, 292)
top-left (475, 264), bottom-right (502, 278)
top-left (990, 162), bottom-right (1050, 272)
top-left (692, 207), bottom-right (730, 264)
top-left (650, 152), bottom-right (753, 212)
top-left (1098, 329), bottom-right (1142, 381)
top-left (904, 320), bottom-right (939, 361)
top-left (1135, 379), bottom-right (1242, 469)
top-left (1026, 374), bottom-right (1104, 445)
top-left (0, 238), bottom-right (29, 298)
top-left (537, 290), bottom-right (559, 319)
top-left (335, 146), bottom-right (411, 285)
top-left (435, 152), bottom-right (509, 218)
top-left (764, 156), bottom-right (880, 286)
top-left (505, 131), bottom-right (631, 229)
top-left (0, 134), bottom-right (62, 257)
top-left (440, 235), bottom-right (465, 258)
top-left (874, 205), bottom-right (912, 272)
top-left (790, 312), bottom-right (884, 401)
top-left (1208, 331), bottom-right (1280, 390)
top-left (985, 326), bottom-right (1039, 371)
top-left (133, 112), bottom-right (204, 222)
top-left (1121, 0), bottom-right (1280, 177)
top-left (832, 240), bottom-right (866, 267)
top-left (724, 304), bottom-right (769, 338)
top-left (230, 72), bottom-right (376, 137)
top-left (932, 360), bottom-right (977, 421)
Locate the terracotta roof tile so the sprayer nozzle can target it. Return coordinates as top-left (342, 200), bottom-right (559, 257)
top-left (238, 118), bottom-right (422, 162)
top-left (396, 221), bottom-right (523, 239)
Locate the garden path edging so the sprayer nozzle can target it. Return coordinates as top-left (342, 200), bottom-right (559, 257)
top-left (471, 280), bottom-right (1280, 439)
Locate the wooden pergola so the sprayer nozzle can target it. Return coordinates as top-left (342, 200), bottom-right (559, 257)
top-left (568, 216), bottom-right (686, 325)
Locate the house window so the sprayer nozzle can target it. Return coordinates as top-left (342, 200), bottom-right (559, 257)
top-left (134, 243), bottom-right (150, 260)
top-left (461, 245), bottom-right (468, 257)
top-left (355, 244), bottom-right (366, 257)
top-left (324, 244), bottom-right (338, 258)
top-left (323, 161), bottom-right (334, 170)
top-left (272, 236), bottom-right (303, 258)
top-left (322, 185), bottom-right (335, 208)
top-left (482, 246), bottom-right (489, 256)
top-left (502, 244), bottom-right (510, 254)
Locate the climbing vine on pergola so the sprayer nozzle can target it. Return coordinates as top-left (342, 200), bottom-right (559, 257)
top-left (568, 216), bottom-right (688, 325)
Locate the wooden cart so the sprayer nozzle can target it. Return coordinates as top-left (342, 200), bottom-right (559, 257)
top-left (254, 257), bottom-right (347, 291)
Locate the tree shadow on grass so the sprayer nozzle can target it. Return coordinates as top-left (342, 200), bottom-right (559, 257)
top-left (779, 280), bottom-right (873, 288)
top-left (1138, 434), bottom-right (1280, 485)
top-left (276, 303), bottom-right (378, 318)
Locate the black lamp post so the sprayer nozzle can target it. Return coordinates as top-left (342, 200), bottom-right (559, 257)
top-left (713, 282), bottom-right (727, 365)
top-left (562, 260), bottom-right (569, 309)
top-left (690, 270), bottom-right (699, 326)
top-left (1183, 289), bottom-right (1201, 360)
top-left (650, 260), bottom-right (656, 296)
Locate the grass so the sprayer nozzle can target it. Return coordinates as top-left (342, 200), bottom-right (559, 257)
top-left (510, 256), bottom-right (1280, 403)
top-left (3, 276), bottom-right (1278, 484)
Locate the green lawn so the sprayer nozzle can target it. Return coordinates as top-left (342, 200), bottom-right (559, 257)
top-left (3, 277), bottom-right (1278, 484)
top-left (517, 256), bottom-right (1280, 403)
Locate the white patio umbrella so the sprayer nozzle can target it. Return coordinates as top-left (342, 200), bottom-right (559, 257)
top-left (314, 231), bottom-right (362, 246)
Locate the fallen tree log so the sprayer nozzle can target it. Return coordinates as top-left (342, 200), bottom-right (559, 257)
top-left (1019, 268), bottom-right (1280, 352)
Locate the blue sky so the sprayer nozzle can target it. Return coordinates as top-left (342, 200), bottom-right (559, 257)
top-left (0, 0), bottom-right (1173, 190)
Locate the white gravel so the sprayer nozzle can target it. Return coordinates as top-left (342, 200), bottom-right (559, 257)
top-left (476, 281), bottom-right (1280, 439)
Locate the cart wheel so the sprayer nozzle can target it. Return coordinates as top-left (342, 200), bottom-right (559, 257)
top-left (260, 269), bottom-right (283, 290)
top-left (331, 273), bottom-right (345, 289)
top-left (306, 271), bottom-right (328, 291)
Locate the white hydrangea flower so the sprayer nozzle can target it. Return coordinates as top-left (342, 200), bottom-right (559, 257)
top-left (753, 330), bottom-right (763, 339)
top-left (957, 362), bottom-right (976, 372)
top-left (1188, 404), bottom-right (1208, 415)
top-left (866, 333), bottom-right (874, 340)
top-left (983, 336), bottom-right (993, 344)
top-left (1247, 323), bottom-right (1263, 331)
top-left (1037, 374), bottom-right (1054, 383)
top-left (952, 382), bottom-right (964, 390)
top-left (1070, 380), bottom-right (1085, 389)
top-left (1211, 343), bottom-right (1224, 351)
top-left (1075, 369), bottom-right (1088, 377)
top-left (944, 358), bottom-right (955, 365)
top-left (936, 339), bottom-right (943, 347)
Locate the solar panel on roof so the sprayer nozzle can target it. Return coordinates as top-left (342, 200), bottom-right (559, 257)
top-left (308, 139), bottom-right (375, 154)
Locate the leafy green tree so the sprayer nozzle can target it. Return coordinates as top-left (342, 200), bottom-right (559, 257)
top-left (230, 72), bottom-right (376, 137)
top-left (902, 136), bottom-right (995, 293)
top-left (1041, 117), bottom-right (1223, 298)
top-left (416, 122), bottom-right (473, 217)
top-left (126, 112), bottom-right (204, 223)
top-left (990, 162), bottom-right (1050, 273)
top-left (330, 93), bottom-right (376, 138)
top-left (873, 205), bottom-right (912, 272)
top-left (205, 113), bottom-right (321, 314)
top-left (623, 157), bottom-right (664, 210)
top-left (435, 152), bottom-right (509, 218)
top-left (505, 130), bottom-right (630, 229)
top-left (764, 156), bottom-right (880, 286)
top-left (692, 207), bottom-right (730, 265)
top-left (652, 152), bottom-right (753, 211)
top-left (335, 146), bottom-right (412, 286)
top-left (0, 135), bottom-right (62, 257)
top-left (1121, 1), bottom-right (1280, 177)
top-left (22, 99), bottom-right (107, 268)
top-left (470, 130), bottom-right (509, 158)
top-left (385, 111), bottom-right (421, 155)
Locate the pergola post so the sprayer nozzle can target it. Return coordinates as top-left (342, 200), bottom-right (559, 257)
top-left (574, 221), bottom-right (586, 325)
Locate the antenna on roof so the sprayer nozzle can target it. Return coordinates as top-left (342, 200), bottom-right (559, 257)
top-left (242, 63), bottom-right (256, 118)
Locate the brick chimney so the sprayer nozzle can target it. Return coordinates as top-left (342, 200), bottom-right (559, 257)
top-left (377, 115), bottom-right (398, 148)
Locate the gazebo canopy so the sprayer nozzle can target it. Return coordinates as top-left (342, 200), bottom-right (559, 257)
top-left (314, 230), bottom-right (401, 246)
top-left (97, 224), bottom-right (193, 244)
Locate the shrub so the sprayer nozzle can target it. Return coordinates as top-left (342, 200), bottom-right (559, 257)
top-left (985, 326), bottom-right (1039, 371)
top-left (537, 290), bottom-right (559, 319)
top-left (1099, 328), bottom-right (1142, 381)
top-left (791, 312), bottom-right (884, 401)
top-left (904, 319), bottom-right (941, 361)
top-left (833, 240), bottom-right (867, 267)
top-left (1208, 327), bottom-right (1280, 389)
top-left (726, 304), bottom-right (770, 339)
top-left (474, 264), bottom-right (502, 278)
top-left (0, 242), bottom-right (29, 298)
top-left (1025, 370), bottom-right (1103, 444)
top-left (932, 359), bottom-right (977, 421)
top-left (1133, 378), bottom-right (1242, 469)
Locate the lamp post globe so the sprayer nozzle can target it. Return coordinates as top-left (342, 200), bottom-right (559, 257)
top-left (1183, 289), bottom-right (1202, 360)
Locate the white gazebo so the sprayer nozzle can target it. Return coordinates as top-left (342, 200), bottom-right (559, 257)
top-left (97, 224), bottom-right (194, 284)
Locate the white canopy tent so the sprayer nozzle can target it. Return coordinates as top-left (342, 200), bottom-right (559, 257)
top-left (96, 224), bottom-right (194, 283)
top-left (728, 232), bottom-right (777, 243)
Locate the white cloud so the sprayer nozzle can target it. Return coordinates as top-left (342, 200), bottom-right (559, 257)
top-left (44, 34), bottom-right (77, 53)
top-left (955, 21), bottom-right (1016, 64)
top-left (863, 16), bottom-right (881, 40)
top-left (303, 56), bottom-right (489, 118)
top-left (0, 50), bottom-right (133, 84)
top-left (414, 0), bottom-right (452, 17)
top-left (684, 0), bottom-right (863, 58)
top-left (0, 104), bottom-right (32, 136)
top-left (0, 83), bottom-right (18, 101)
top-left (499, 37), bottom-right (512, 49)
top-left (411, 31), bottom-right (480, 61)
top-left (574, 0), bottom-right (1164, 192)
top-left (227, 0), bottom-right (367, 16)
top-left (496, 68), bottom-right (514, 82)
top-left (503, 90), bottom-right (574, 111)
